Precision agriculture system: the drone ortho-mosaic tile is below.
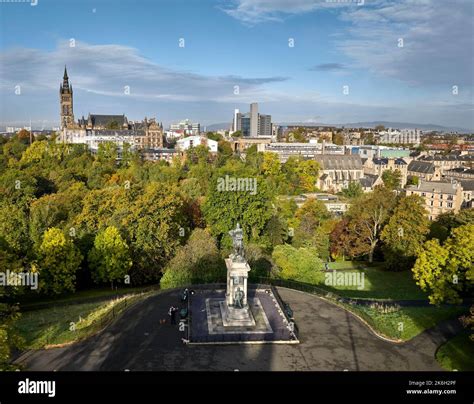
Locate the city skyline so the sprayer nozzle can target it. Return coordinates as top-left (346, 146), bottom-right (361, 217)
top-left (0, 0), bottom-right (473, 130)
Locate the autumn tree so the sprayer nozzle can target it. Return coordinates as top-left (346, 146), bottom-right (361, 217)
top-left (281, 157), bottom-right (319, 194)
top-left (344, 187), bottom-right (395, 262)
top-left (329, 217), bottom-right (372, 260)
top-left (412, 224), bottom-right (474, 304)
top-left (381, 195), bottom-right (430, 271)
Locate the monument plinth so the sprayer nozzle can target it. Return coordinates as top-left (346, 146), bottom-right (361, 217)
top-left (221, 258), bottom-right (255, 326)
top-left (221, 224), bottom-right (255, 327)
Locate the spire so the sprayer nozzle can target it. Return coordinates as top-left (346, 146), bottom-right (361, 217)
top-left (62, 65), bottom-right (70, 89)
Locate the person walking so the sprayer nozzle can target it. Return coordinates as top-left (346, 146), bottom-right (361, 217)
top-left (170, 306), bottom-right (177, 325)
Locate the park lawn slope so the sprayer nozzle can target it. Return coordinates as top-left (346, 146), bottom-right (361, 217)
top-left (14, 292), bottom-right (152, 349)
top-left (17, 285), bottom-right (157, 311)
top-left (298, 262), bottom-right (428, 300)
top-left (351, 305), bottom-right (467, 341)
top-left (436, 331), bottom-right (474, 371)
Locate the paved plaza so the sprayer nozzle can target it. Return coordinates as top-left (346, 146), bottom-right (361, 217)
top-left (15, 287), bottom-right (457, 371)
top-left (190, 287), bottom-right (295, 343)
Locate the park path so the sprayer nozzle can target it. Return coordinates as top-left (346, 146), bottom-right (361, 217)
top-left (14, 288), bottom-right (462, 371)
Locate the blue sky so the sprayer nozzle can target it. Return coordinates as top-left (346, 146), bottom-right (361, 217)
top-left (0, 0), bottom-right (473, 130)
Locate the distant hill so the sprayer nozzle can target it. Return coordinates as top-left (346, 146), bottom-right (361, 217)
top-left (278, 121), bottom-right (472, 133)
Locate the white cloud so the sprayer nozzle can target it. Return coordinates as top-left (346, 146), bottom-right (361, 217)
top-left (221, 0), bottom-right (363, 24)
top-left (0, 41), bottom-right (288, 103)
top-left (224, 0), bottom-right (474, 89)
top-left (338, 0), bottom-right (474, 87)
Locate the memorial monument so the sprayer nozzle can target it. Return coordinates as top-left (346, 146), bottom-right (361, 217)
top-left (220, 223), bottom-right (255, 327)
top-left (187, 223), bottom-right (298, 344)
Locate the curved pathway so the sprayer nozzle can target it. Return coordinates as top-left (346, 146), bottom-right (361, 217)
top-left (16, 288), bottom-right (461, 371)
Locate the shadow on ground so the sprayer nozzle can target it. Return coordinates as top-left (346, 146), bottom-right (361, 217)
top-left (17, 287), bottom-right (460, 371)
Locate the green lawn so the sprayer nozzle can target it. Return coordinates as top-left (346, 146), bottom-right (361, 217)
top-left (18, 285), bottom-right (157, 310)
top-left (309, 263), bottom-right (428, 300)
top-left (351, 305), bottom-right (467, 341)
top-left (436, 332), bottom-right (474, 371)
top-left (14, 292), bottom-right (151, 349)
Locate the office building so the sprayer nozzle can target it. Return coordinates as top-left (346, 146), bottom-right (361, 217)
top-left (232, 103), bottom-right (272, 137)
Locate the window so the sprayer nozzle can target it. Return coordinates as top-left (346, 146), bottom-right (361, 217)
top-left (448, 203), bottom-right (453, 208)
top-left (430, 201), bottom-right (434, 206)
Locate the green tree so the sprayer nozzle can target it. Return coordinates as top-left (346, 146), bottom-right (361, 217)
top-left (342, 181), bottom-right (363, 199)
top-left (160, 228), bottom-right (224, 289)
top-left (381, 195), bottom-right (430, 271)
top-left (88, 226), bottom-right (132, 288)
top-left (407, 176), bottom-right (419, 186)
top-left (37, 228), bottom-right (82, 295)
top-left (206, 132), bottom-right (223, 142)
top-left (429, 209), bottom-right (474, 242)
top-left (262, 215), bottom-right (288, 248)
top-left (272, 244), bottom-right (322, 283)
top-left (333, 132), bottom-right (344, 145)
top-left (216, 140), bottom-right (234, 167)
top-left (231, 130), bottom-right (242, 138)
top-left (261, 152), bottom-right (281, 177)
top-left (125, 183), bottom-right (185, 284)
top-left (0, 299), bottom-right (23, 370)
top-left (282, 157), bottom-right (319, 194)
top-left (203, 173), bottom-right (274, 244)
top-left (382, 169), bottom-right (402, 190)
top-left (97, 142), bottom-right (118, 163)
top-left (0, 169), bottom-right (37, 206)
top-left (0, 203), bottom-right (30, 255)
top-left (413, 224), bottom-right (474, 304)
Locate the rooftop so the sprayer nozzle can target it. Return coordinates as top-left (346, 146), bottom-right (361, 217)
top-left (315, 155), bottom-right (363, 170)
top-left (408, 160), bottom-right (435, 174)
top-left (406, 180), bottom-right (461, 194)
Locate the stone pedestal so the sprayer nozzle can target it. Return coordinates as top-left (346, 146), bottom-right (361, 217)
top-left (223, 258), bottom-right (254, 327)
top-left (220, 301), bottom-right (256, 327)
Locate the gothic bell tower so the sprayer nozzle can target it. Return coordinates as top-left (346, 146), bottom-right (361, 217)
top-left (60, 66), bottom-right (75, 129)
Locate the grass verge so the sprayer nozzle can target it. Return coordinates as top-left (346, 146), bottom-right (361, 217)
top-left (436, 331), bottom-right (474, 371)
top-left (349, 305), bottom-right (467, 341)
top-left (14, 291), bottom-right (154, 349)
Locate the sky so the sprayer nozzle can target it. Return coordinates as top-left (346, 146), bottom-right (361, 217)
top-left (0, 0), bottom-right (473, 130)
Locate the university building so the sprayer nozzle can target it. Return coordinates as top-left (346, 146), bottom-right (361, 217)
top-left (58, 67), bottom-right (163, 152)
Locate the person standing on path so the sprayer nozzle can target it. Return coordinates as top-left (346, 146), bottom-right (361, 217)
top-left (169, 306), bottom-right (177, 325)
